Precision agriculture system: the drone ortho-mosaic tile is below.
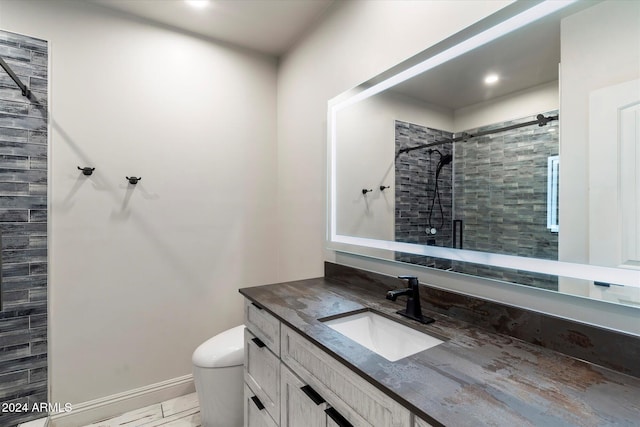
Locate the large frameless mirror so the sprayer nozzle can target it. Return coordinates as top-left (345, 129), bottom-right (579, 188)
top-left (328, 0), bottom-right (640, 307)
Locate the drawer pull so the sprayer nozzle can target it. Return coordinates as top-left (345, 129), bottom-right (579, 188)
top-left (325, 407), bottom-right (353, 427)
top-left (251, 302), bottom-right (264, 310)
top-left (251, 395), bottom-right (265, 410)
top-left (251, 337), bottom-right (266, 348)
top-left (300, 384), bottom-right (325, 405)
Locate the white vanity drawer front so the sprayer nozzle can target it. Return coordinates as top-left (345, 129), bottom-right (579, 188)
top-left (280, 363), bottom-right (328, 427)
top-left (281, 324), bottom-right (410, 427)
top-left (281, 362), bottom-right (371, 427)
top-left (244, 384), bottom-right (279, 427)
top-left (245, 328), bottom-right (281, 425)
top-left (245, 299), bottom-right (281, 355)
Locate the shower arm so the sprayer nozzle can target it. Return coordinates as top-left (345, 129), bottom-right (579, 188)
top-left (0, 55), bottom-right (31, 98)
top-left (397, 113), bottom-right (558, 157)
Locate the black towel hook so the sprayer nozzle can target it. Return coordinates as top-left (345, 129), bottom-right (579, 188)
top-left (126, 176), bottom-right (141, 185)
top-left (362, 188), bottom-right (373, 195)
top-left (380, 185), bottom-right (390, 191)
top-left (77, 166), bottom-right (95, 176)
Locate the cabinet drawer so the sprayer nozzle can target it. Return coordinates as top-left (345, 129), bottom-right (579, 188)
top-left (282, 363), bottom-right (365, 427)
top-left (245, 328), bottom-right (280, 425)
top-left (245, 299), bottom-right (280, 355)
top-left (245, 384), bottom-right (278, 427)
top-left (281, 364), bottom-right (327, 427)
top-left (281, 325), bottom-right (410, 427)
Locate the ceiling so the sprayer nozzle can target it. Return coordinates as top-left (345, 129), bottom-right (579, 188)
top-left (390, 14), bottom-right (561, 111)
top-left (88, 0), bottom-right (335, 56)
top-left (88, 0), bottom-right (561, 109)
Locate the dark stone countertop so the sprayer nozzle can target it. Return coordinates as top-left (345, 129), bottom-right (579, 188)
top-left (239, 277), bottom-right (640, 427)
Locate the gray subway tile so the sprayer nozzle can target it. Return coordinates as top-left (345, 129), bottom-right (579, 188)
top-left (28, 210), bottom-right (46, 222)
top-left (0, 112), bottom-right (47, 131)
top-left (0, 30), bottom-right (48, 414)
top-left (28, 263), bottom-right (46, 275)
top-left (3, 274), bottom-right (47, 292)
top-left (29, 314), bottom-right (46, 329)
top-left (0, 169), bottom-right (47, 184)
top-left (0, 141), bottom-right (47, 157)
top-left (0, 210), bottom-right (29, 222)
top-left (28, 288), bottom-right (47, 303)
top-left (0, 317), bottom-right (29, 334)
top-left (0, 127), bottom-right (27, 143)
top-left (0, 344), bottom-right (30, 363)
top-left (28, 366), bottom-right (46, 383)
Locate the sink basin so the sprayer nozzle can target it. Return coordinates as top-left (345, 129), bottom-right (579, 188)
top-left (321, 310), bottom-right (443, 362)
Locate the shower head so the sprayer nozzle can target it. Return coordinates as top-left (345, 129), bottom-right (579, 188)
top-left (435, 154), bottom-right (453, 177)
top-left (439, 154), bottom-right (453, 166)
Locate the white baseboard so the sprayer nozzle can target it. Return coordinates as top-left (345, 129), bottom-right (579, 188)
top-left (49, 374), bottom-right (195, 427)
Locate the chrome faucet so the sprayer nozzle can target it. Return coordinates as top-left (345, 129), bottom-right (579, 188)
top-left (386, 276), bottom-right (434, 324)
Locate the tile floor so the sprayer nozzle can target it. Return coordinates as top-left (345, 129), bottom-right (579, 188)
top-left (83, 393), bottom-right (200, 427)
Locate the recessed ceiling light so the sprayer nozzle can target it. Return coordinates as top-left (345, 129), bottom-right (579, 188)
top-left (484, 73), bottom-right (499, 85)
top-left (185, 0), bottom-right (209, 9)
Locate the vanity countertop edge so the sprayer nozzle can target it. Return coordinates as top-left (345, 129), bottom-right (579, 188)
top-left (239, 276), bottom-right (640, 426)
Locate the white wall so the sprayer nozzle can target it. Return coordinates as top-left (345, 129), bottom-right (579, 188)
top-left (277, 0), bottom-right (513, 280)
top-left (335, 91), bottom-right (452, 242)
top-left (560, 0), bottom-right (640, 264)
top-left (278, 0), bottom-right (640, 336)
top-left (559, 0), bottom-right (640, 299)
top-left (0, 0), bottom-right (278, 413)
top-left (453, 80), bottom-right (558, 132)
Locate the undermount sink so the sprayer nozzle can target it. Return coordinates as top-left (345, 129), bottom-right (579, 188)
top-left (321, 310), bottom-right (443, 362)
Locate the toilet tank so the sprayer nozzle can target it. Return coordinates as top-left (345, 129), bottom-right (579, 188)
top-left (192, 325), bottom-right (245, 427)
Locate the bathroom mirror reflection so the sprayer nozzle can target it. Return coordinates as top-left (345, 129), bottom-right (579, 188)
top-left (329, 0), bottom-right (640, 306)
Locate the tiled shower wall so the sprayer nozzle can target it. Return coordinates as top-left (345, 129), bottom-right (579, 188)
top-left (0, 30), bottom-right (48, 427)
top-left (395, 120), bottom-right (453, 268)
top-left (394, 113), bottom-right (559, 290)
top-left (452, 112), bottom-right (559, 290)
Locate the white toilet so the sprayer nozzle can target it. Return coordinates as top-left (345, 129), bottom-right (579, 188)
top-left (192, 325), bottom-right (245, 427)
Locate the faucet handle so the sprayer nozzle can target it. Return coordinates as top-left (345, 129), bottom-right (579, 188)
top-left (398, 275), bottom-right (419, 287)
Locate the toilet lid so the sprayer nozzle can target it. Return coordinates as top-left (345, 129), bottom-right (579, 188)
top-left (192, 324), bottom-right (245, 368)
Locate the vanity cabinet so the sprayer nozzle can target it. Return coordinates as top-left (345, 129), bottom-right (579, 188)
top-left (282, 363), bottom-right (362, 427)
top-left (281, 324), bottom-right (410, 427)
top-left (244, 300), bottom-right (281, 426)
top-left (244, 384), bottom-right (278, 427)
top-left (245, 328), bottom-right (281, 424)
top-left (281, 364), bottom-right (328, 427)
top-left (245, 299), bottom-right (281, 355)
top-left (243, 297), bottom-right (415, 427)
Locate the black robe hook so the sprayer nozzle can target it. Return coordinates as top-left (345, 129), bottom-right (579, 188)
top-left (126, 176), bottom-right (141, 185)
top-left (77, 166), bottom-right (95, 176)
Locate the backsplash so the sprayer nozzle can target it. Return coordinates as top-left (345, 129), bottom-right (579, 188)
top-left (325, 262), bottom-right (640, 378)
top-left (0, 29), bottom-right (49, 427)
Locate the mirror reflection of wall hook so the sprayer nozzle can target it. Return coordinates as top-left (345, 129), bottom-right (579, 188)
top-left (77, 166), bottom-right (95, 176)
top-left (380, 185), bottom-right (390, 191)
top-left (126, 176), bottom-right (142, 185)
top-left (362, 188), bottom-right (373, 195)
